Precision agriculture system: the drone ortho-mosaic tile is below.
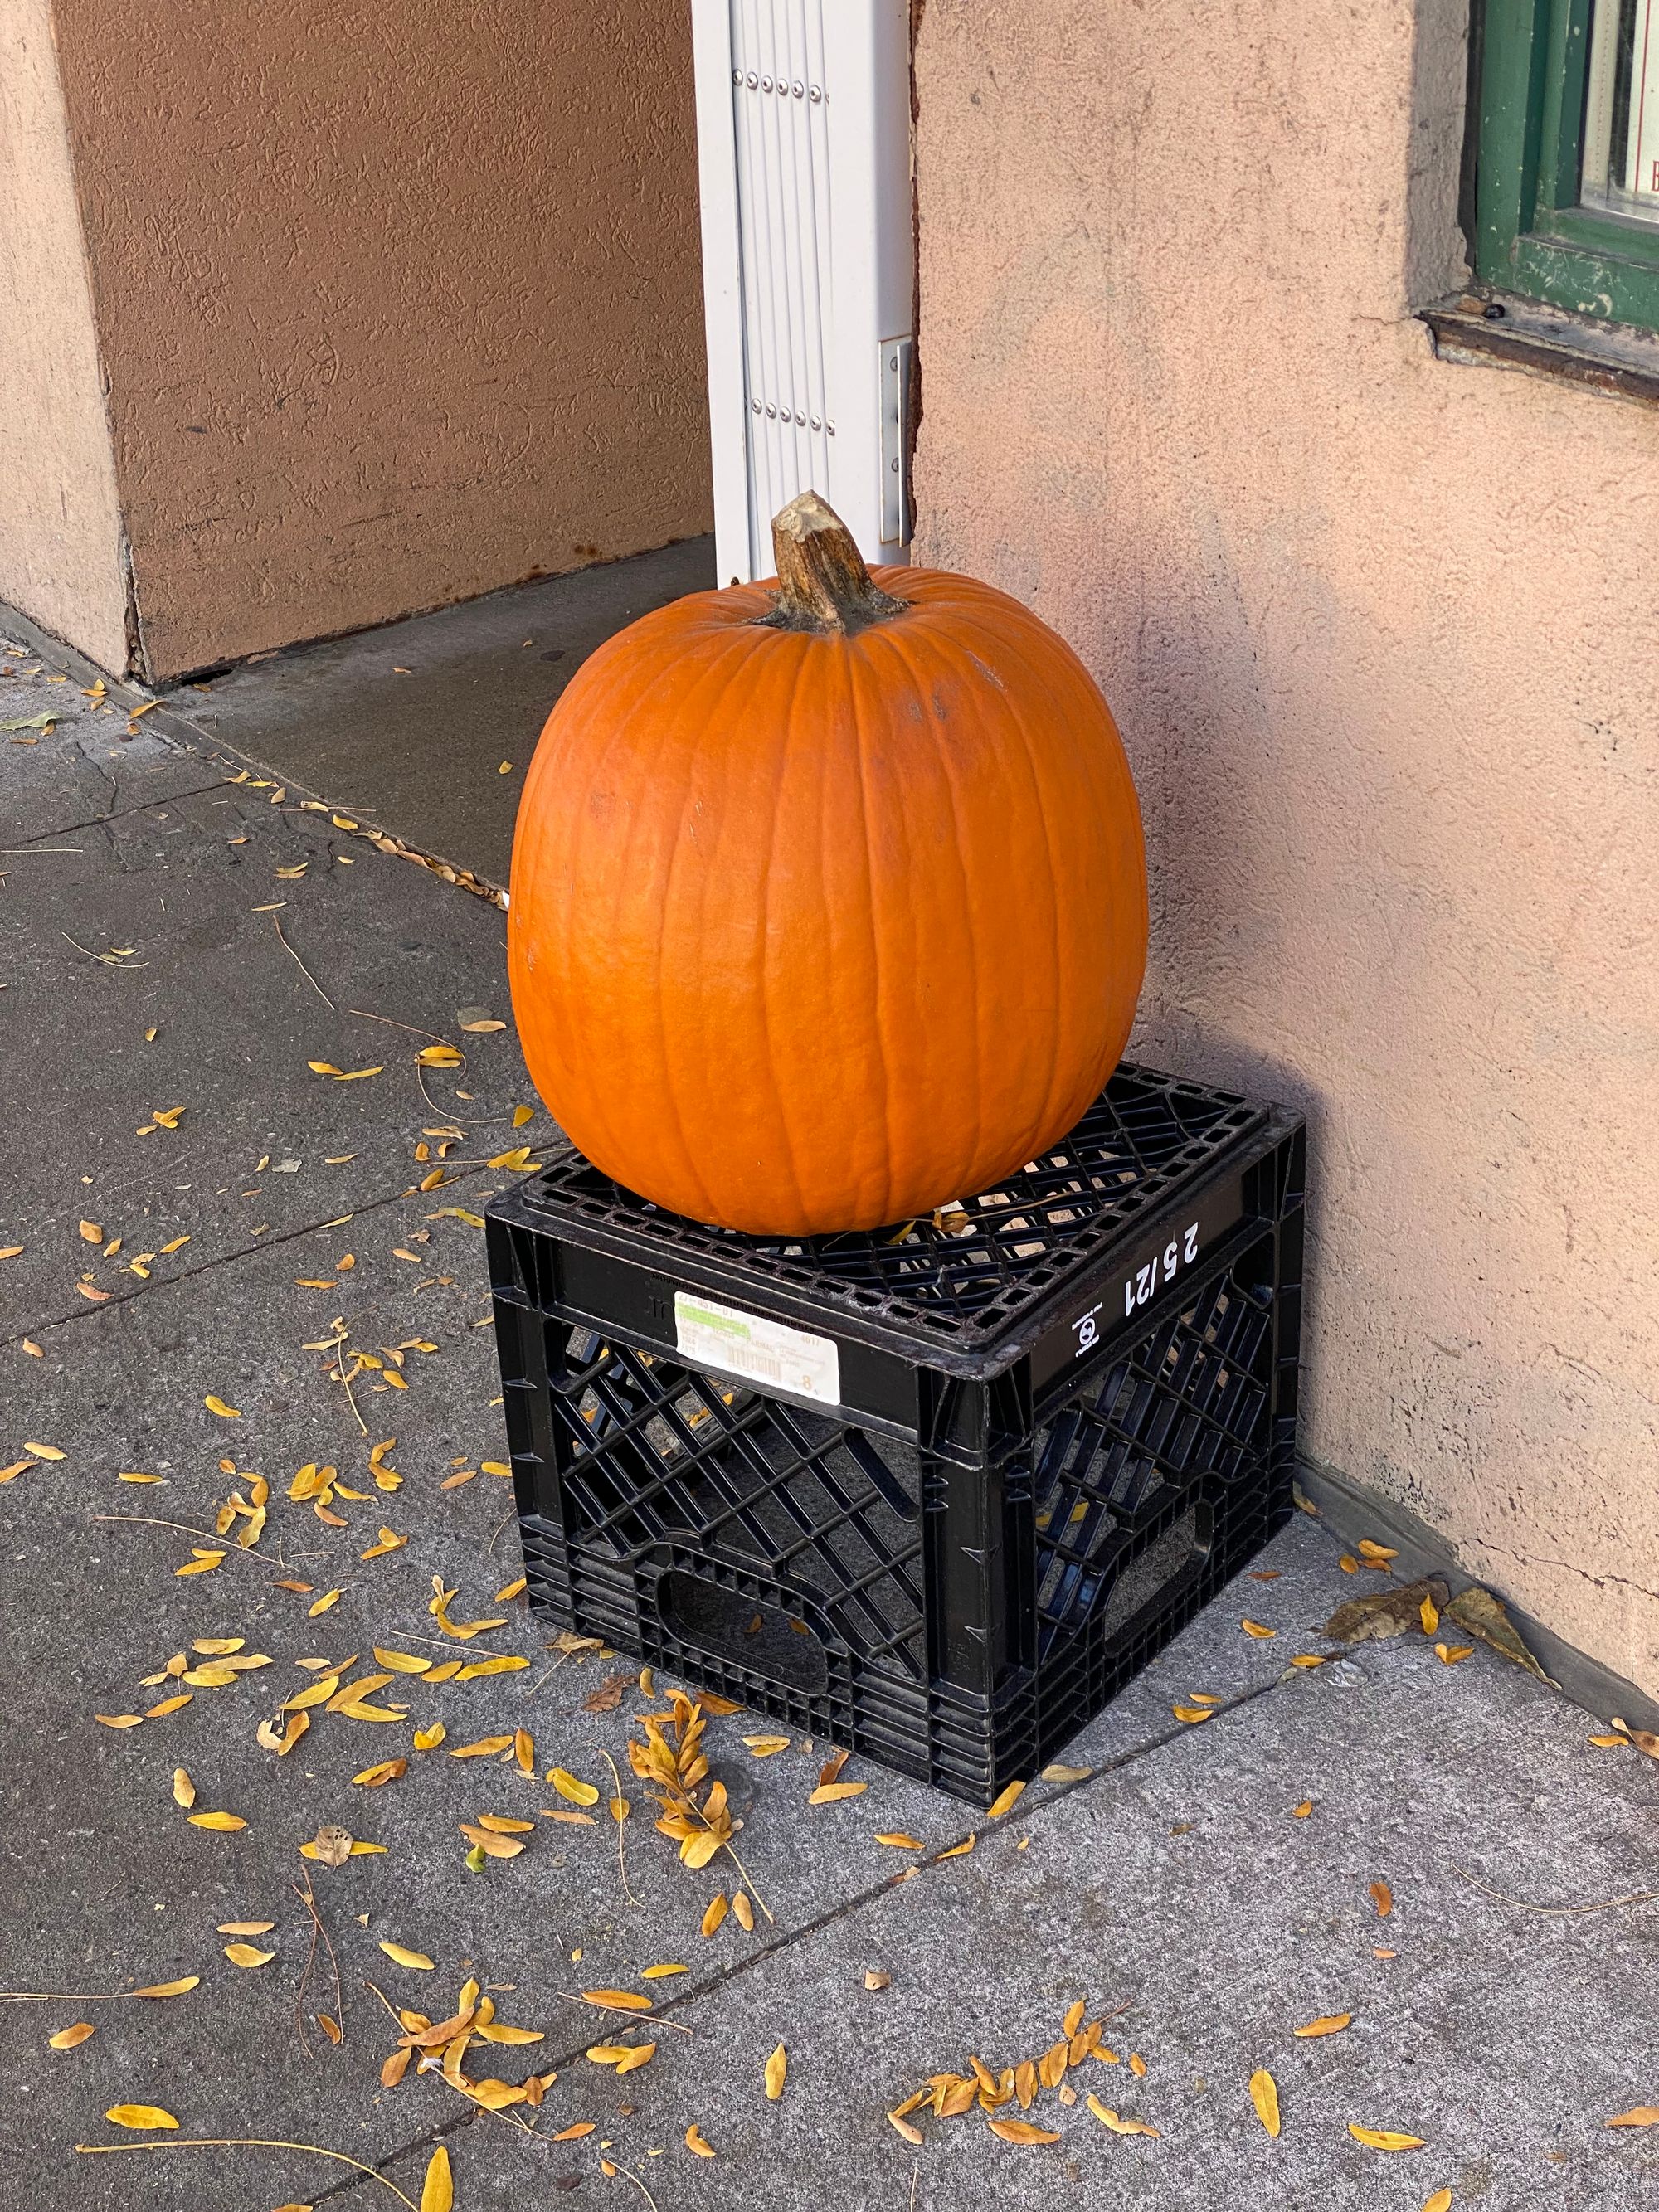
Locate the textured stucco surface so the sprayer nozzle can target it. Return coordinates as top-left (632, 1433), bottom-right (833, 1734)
top-left (47, 0), bottom-right (713, 678)
top-left (912, 1), bottom-right (1659, 1695)
top-left (0, 0), bottom-right (125, 667)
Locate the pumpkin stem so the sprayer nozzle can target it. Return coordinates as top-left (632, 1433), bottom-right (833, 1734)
top-left (760, 491), bottom-right (907, 635)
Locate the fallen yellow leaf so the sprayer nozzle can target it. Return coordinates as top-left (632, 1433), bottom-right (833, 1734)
top-left (187, 1811), bottom-right (246, 1831)
top-left (22, 1441), bottom-right (66, 1461)
top-left (1249, 2069), bottom-right (1281, 2137)
top-left (1423, 2191), bottom-right (1454, 2212)
top-left (1171, 1704), bottom-right (1213, 1724)
top-left (203, 1396), bottom-right (240, 1418)
top-left (378, 1941), bottom-right (435, 1971)
top-left (224, 1942), bottom-right (275, 1967)
top-left (105, 2104), bottom-right (179, 2130)
top-left (986, 1780), bottom-right (1026, 1819)
top-left (550, 1767), bottom-right (601, 1806)
top-left (1241, 1619), bottom-right (1276, 1638)
top-left (989, 2117), bottom-right (1060, 2143)
top-left (581, 1989), bottom-right (652, 2011)
top-left (1295, 2013), bottom-right (1352, 2038)
top-left (1087, 2095), bottom-right (1160, 2138)
top-left (420, 2144), bottom-right (453, 2212)
top-left (175, 1550), bottom-right (226, 1578)
top-left (48, 2022), bottom-right (96, 2049)
top-left (460, 1823), bottom-right (525, 1859)
top-left (1349, 2123), bottom-right (1427, 2151)
top-left (353, 1760), bottom-right (408, 1787)
top-left (684, 2123), bottom-right (715, 2157)
top-left (765, 2042), bottom-right (787, 2100)
top-left (808, 1781), bottom-right (868, 1804)
top-left (1608, 2107), bottom-right (1659, 2127)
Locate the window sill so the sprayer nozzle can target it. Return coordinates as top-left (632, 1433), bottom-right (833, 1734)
top-left (1420, 290), bottom-right (1659, 408)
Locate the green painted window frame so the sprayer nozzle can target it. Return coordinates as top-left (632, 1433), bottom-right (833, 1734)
top-left (1474, 0), bottom-right (1659, 328)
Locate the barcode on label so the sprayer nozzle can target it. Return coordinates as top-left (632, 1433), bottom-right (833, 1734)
top-left (674, 1290), bottom-right (841, 1407)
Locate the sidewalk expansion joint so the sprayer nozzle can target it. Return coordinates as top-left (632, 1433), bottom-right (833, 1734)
top-left (297, 1659), bottom-right (1333, 2200)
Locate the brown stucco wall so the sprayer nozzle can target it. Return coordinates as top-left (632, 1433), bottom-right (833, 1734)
top-left (47, 0), bottom-right (712, 680)
top-left (914, 1), bottom-right (1659, 1695)
top-left (0, 0), bottom-right (125, 667)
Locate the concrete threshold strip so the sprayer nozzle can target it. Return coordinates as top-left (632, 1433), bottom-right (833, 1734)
top-left (207, 755), bottom-right (508, 912)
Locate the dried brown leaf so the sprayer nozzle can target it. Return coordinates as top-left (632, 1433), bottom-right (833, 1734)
top-left (988, 2117), bottom-right (1060, 2143)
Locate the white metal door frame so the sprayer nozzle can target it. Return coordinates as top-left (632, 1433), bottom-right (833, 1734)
top-left (691, 1), bottom-right (913, 586)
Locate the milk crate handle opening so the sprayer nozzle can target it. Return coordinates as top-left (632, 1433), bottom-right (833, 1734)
top-left (652, 1567), bottom-right (830, 1696)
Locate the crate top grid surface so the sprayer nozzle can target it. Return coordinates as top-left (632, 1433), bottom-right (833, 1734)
top-left (495, 1065), bottom-right (1288, 1375)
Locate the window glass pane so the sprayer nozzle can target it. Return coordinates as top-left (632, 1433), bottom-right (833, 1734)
top-left (1583, 0), bottom-right (1659, 221)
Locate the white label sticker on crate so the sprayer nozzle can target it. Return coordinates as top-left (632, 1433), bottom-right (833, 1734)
top-left (674, 1291), bottom-right (841, 1406)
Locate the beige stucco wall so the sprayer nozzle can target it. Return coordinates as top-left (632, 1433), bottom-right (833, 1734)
top-left (46, 0), bottom-right (712, 679)
top-left (0, 0), bottom-right (126, 667)
top-left (914, 0), bottom-right (1659, 1695)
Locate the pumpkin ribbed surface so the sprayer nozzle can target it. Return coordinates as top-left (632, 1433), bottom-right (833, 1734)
top-left (508, 557), bottom-right (1146, 1235)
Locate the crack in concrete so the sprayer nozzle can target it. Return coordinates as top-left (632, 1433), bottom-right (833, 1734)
top-left (11, 775), bottom-right (236, 849)
top-left (0, 1169), bottom-right (493, 1349)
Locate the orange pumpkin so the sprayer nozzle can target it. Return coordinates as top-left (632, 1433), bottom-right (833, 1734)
top-left (508, 493), bottom-right (1147, 1235)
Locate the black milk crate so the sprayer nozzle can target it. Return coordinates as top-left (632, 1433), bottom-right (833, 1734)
top-left (486, 1064), bottom-right (1305, 1808)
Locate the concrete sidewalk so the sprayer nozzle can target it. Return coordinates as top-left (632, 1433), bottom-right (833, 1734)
top-left (2, 639), bottom-right (1657, 2212)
